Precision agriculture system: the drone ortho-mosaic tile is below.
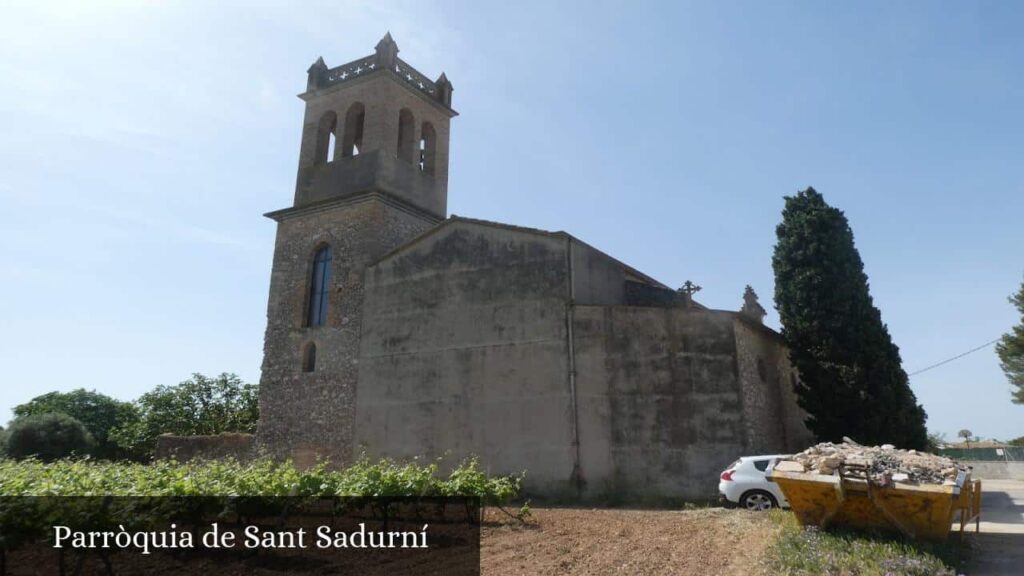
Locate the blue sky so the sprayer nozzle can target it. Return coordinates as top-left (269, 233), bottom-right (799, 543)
top-left (1, 1), bottom-right (1021, 443)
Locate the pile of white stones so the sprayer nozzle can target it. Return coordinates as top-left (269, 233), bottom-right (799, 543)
top-left (774, 438), bottom-right (965, 485)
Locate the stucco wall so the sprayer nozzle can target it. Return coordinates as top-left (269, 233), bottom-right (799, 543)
top-left (573, 307), bottom-right (748, 500)
top-left (356, 222), bottom-right (578, 493)
top-left (570, 240), bottom-right (627, 306)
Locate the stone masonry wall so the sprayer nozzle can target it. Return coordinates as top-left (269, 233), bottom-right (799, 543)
top-left (733, 318), bottom-right (815, 454)
top-left (255, 195), bottom-right (438, 468)
top-left (154, 433), bottom-right (254, 462)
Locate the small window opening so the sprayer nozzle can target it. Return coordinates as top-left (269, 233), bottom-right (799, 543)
top-left (302, 342), bottom-right (316, 372)
top-left (327, 132), bottom-right (336, 162)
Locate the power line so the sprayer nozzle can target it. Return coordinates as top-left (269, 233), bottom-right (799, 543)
top-left (908, 338), bottom-right (1000, 377)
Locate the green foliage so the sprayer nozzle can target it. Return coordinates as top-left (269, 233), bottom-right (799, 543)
top-left (996, 278), bottom-right (1024, 404)
top-left (13, 389), bottom-right (138, 460)
top-left (764, 510), bottom-right (961, 575)
top-left (5, 413), bottom-right (96, 462)
top-left (0, 457), bottom-right (524, 558)
top-left (1009, 436), bottom-right (1024, 447)
top-left (772, 187), bottom-right (928, 449)
top-left (0, 426), bottom-right (7, 458)
top-left (925, 431), bottom-right (947, 453)
top-left (109, 373), bottom-right (258, 460)
top-left (0, 457), bottom-right (523, 501)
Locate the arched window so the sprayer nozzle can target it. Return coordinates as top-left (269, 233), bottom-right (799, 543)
top-left (341, 102), bottom-right (365, 157)
top-left (314, 111), bottom-right (338, 165)
top-left (419, 122), bottom-right (436, 175)
top-left (307, 245), bottom-right (332, 326)
top-left (302, 342), bottom-right (317, 372)
top-left (397, 108), bottom-right (415, 163)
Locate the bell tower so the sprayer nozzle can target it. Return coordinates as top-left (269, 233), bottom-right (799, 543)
top-left (293, 32), bottom-right (456, 217)
top-left (256, 34), bottom-right (456, 466)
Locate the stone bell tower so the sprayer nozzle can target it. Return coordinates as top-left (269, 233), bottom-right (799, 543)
top-left (255, 33), bottom-right (457, 466)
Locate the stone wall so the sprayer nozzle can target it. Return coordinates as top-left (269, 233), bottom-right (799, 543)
top-left (256, 194), bottom-right (438, 468)
top-left (733, 318), bottom-right (813, 454)
top-left (256, 198), bottom-right (813, 498)
top-left (154, 433), bottom-right (254, 462)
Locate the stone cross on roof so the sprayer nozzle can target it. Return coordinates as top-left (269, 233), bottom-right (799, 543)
top-left (679, 280), bottom-right (702, 297)
top-left (677, 280), bottom-right (702, 308)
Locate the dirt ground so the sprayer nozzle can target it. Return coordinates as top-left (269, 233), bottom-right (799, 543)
top-left (481, 507), bottom-right (778, 576)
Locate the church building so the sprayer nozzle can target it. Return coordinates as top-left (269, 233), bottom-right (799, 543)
top-left (254, 34), bottom-right (813, 500)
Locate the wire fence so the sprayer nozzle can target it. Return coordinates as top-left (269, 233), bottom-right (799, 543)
top-left (938, 447), bottom-right (1024, 461)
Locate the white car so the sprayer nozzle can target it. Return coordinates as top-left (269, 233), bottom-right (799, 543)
top-left (718, 455), bottom-right (790, 511)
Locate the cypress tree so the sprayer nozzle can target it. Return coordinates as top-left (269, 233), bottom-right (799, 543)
top-left (772, 187), bottom-right (928, 449)
top-left (996, 279), bottom-right (1024, 404)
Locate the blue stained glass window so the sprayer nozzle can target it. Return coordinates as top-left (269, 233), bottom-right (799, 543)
top-left (307, 246), bottom-right (332, 326)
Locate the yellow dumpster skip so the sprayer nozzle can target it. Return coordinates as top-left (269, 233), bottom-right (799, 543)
top-left (769, 464), bottom-right (981, 541)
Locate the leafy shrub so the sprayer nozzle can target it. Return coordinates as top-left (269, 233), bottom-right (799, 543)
top-left (5, 413), bottom-right (96, 462)
top-left (13, 389), bottom-right (138, 460)
top-left (109, 373), bottom-right (258, 460)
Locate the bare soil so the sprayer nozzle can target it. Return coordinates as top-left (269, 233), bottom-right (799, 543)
top-left (481, 507), bottom-right (778, 576)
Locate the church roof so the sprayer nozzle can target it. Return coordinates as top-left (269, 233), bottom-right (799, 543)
top-left (372, 215), bottom-right (670, 290)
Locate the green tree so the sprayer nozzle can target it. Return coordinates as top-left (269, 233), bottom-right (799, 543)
top-left (0, 426), bottom-right (7, 458)
top-left (1008, 436), bottom-right (1024, 447)
top-left (958, 429), bottom-right (973, 449)
top-left (996, 278), bottom-right (1024, 404)
top-left (111, 373), bottom-right (259, 459)
top-left (926, 431), bottom-right (947, 453)
top-left (772, 187), bottom-right (928, 449)
top-left (6, 413), bottom-right (95, 461)
top-left (13, 389), bottom-right (138, 460)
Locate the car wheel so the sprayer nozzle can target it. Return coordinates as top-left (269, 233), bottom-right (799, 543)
top-left (740, 490), bottom-right (777, 511)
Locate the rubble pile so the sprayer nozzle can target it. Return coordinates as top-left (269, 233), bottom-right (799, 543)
top-left (775, 439), bottom-right (966, 485)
